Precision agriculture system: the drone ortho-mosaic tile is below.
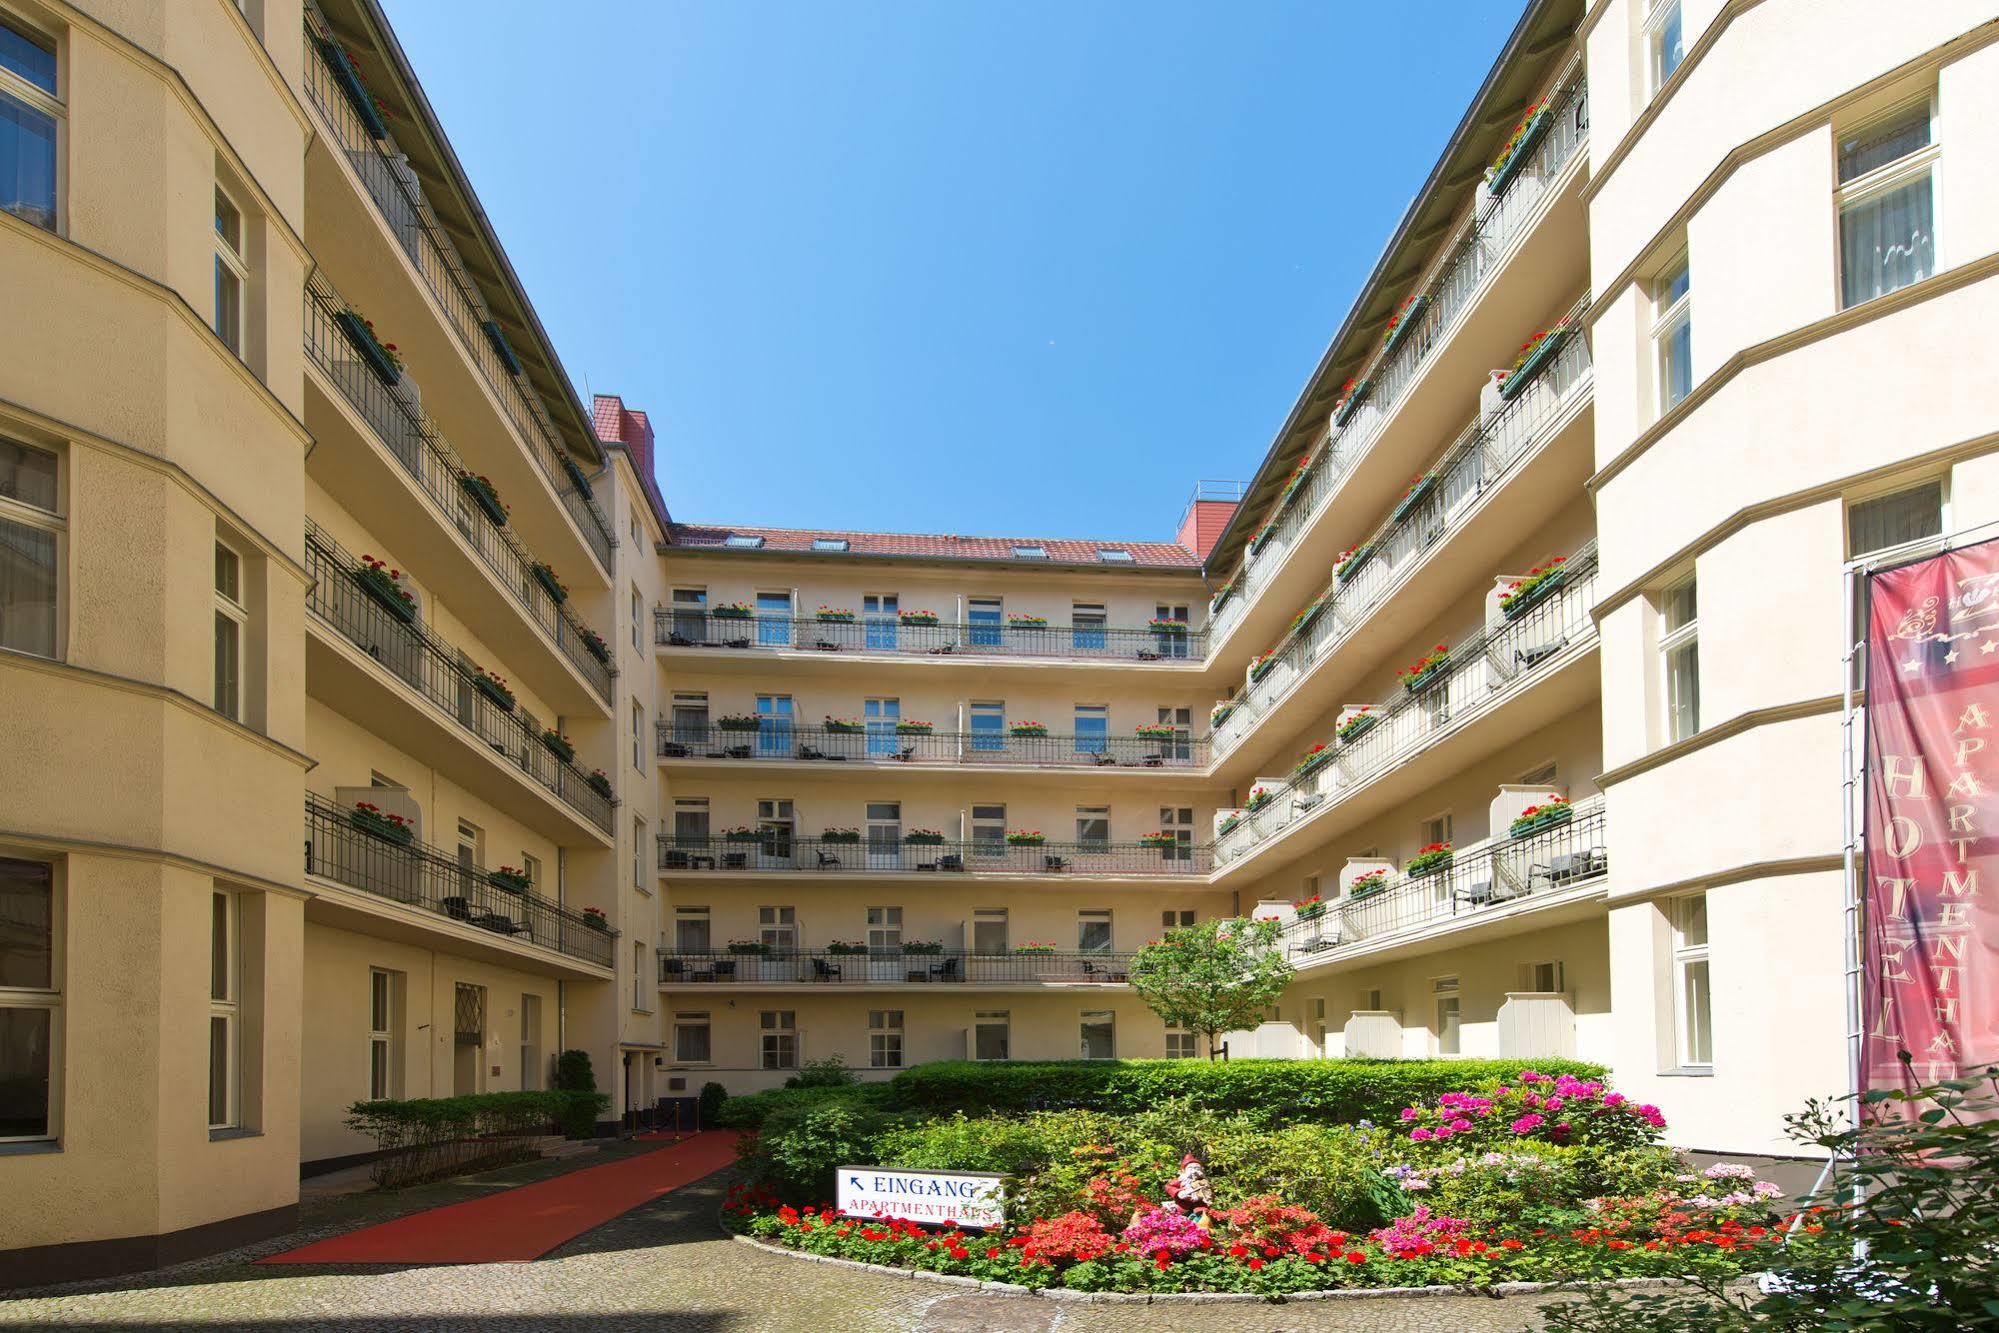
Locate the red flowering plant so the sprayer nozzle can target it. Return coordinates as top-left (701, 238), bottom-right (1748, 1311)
top-left (1291, 743), bottom-right (1333, 779)
top-left (1249, 518), bottom-right (1280, 554)
top-left (1026, 1211), bottom-right (1116, 1263)
top-left (814, 605), bottom-right (856, 622)
top-left (1485, 97), bottom-right (1551, 184)
top-left (1403, 841), bottom-right (1453, 877)
top-left (1337, 707), bottom-right (1377, 743)
top-left (354, 554), bottom-right (416, 615)
top-left (1006, 613), bottom-right (1049, 627)
top-left (1333, 374), bottom-right (1372, 425)
top-left (1498, 317), bottom-right (1572, 392)
top-left (1244, 784), bottom-right (1273, 812)
top-left (1279, 455), bottom-right (1316, 506)
top-left (1397, 643), bottom-right (1451, 689)
top-left (1249, 652), bottom-right (1277, 682)
top-left (1335, 542), bottom-right (1375, 583)
top-left (1499, 555), bottom-right (1568, 616)
top-left (1382, 293), bottom-right (1428, 350)
top-left (1293, 893), bottom-right (1326, 920)
top-left (1349, 868), bottom-right (1389, 899)
top-left (897, 608), bottom-right (940, 625)
top-left (1509, 794), bottom-right (1574, 836)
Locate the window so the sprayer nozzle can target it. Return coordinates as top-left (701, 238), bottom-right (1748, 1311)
top-left (974, 1010), bottom-right (1010, 1061)
top-left (212, 541), bottom-right (244, 720)
top-left (755, 590), bottom-right (791, 646)
top-left (1077, 909), bottom-right (1112, 953)
top-left (1661, 576), bottom-right (1699, 743)
top-left (1097, 549), bottom-right (1132, 563)
top-left (1158, 807), bottom-right (1194, 861)
top-left (869, 1010), bottom-right (904, 1068)
top-left (671, 691), bottom-right (709, 744)
top-left (970, 701), bottom-right (1005, 752)
top-left (1362, 988), bottom-right (1383, 1011)
top-left (1080, 1010), bottom-right (1116, 1060)
top-left (674, 905), bottom-right (711, 953)
top-left (633, 941), bottom-right (650, 1013)
top-left (759, 1010), bottom-right (796, 1069)
top-left (1522, 961), bottom-right (1566, 993)
top-left (812, 538), bottom-right (849, 552)
top-left (1011, 545), bottom-right (1047, 560)
top-left (633, 700), bottom-right (644, 769)
top-left (1419, 812), bottom-right (1452, 849)
top-left (865, 802), bottom-right (901, 864)
top-left (631, 585), bottom-right (641, 649)
top-left (1072, 603), bottom-right (1106, 651)
top-left (213, 185), bottom-right (247, 356)
top-left (755, 693), bottom-right (794, 759)
top-left (633, 817), bottom-right (646, 887)
top-left (724, 534), bottom-right (765, 549)
top-left (1653, 253), bottom-right (1692, 413)
top-left (866, 905), bottom-right (903, 953)
top-left (1154, 603), bottom-right (1191, 658)
top-left (758, 905), bottom-right (797, 951)
top-left (674, 1011), bottom-right (712, 1063)
top-left (862, 593), bottom-right (899, 650)
top-left (1849, 481), bottom-right (1944, 558)
top-left (0, 15), bottom-right (59, 231)
top-left (1838, 99), bottom-right (1937, 308)
top-left (208, 890), bottom-right (240, 1129)
top-left (968, 597), bottom-right (1002, 648)
top-left (670, 587), bottom-right (706, 640)
top-left (1155, 707), bottom-right (1193, 760)
top-left (368, 968), bottom-right (400, 1099)
top-left (970, 803), bottom-right (1006, 856)
top-left (519, 993), bottom-right (542, 1090)
top-left (456, 819), bottom-right (484, 876)
top-left (1518, 760), bottom-right (1558, 787)
top-left (1646, 0), bottom-right (1685, 94)
top-left (864, 696), bottom-right (900, 758)
top-left (758, 798), bottom-right (796, 858)
top-left (1432, 976), bottom-right (1461, 1057)
top-left (1670, 895), bottom-right (1713, 1067)
top-left (0, 858), bottom-right (57, 1140)
top-left (522, 853), bottom-right (541, 890)
top-left (972, 908), bottom-right (1008, 955)
top-left (1164, 1029), bottom-right (1197, 1059)
top-left (673, 799), bottom-right (710, 851)
top-left (1074, 704), bottom-right (1108, 755)
top-left (1076, 806), bottom-right (1110, 849)
top-left (1161, 909), bottom-right (1194, 931)
top-left (0, 435), bottom-right (60, 657)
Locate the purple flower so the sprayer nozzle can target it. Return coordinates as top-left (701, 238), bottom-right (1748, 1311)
top-left (1410, 1127), bottom-right (1434, 1141)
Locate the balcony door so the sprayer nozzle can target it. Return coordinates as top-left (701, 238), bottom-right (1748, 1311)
top-left (968, 597), bottom-right (1002, 648)
top-left (671, 588), bottom-right (706, 641)
top-left (756, 591), bottom-right (792, 647)
top-left (756, 694), bottom-right (793, 759)
top-left (1159, 806), bottom-right (1194, 863)
top-left (865, 697), bottom-right (900, 758)
top-left (757, 799), bottom-right (795, 869)
top-left (1154, 604), bottom-right (1191, 659)
top-left (970, 701), bottom-right (1005, 753)
top-left (864, 593), bottom-right (898, 651)
top-left (866, 802), bottom-right (903, 871)
top-left (1156, 706), bottom-right (1193, 761)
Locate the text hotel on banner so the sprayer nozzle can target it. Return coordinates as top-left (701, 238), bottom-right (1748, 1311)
top-left (1864, 539), bottom-right (1999, 1093)
top-left (836, 1167), bottom-right (1007, 1229)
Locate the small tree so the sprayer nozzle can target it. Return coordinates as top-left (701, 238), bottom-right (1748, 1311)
top-left (1129, 916), bottom-right (1292, 1059)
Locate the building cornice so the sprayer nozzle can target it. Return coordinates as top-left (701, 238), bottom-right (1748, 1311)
top-left (1595, 694), bottom-right (1842, 789)
top-left (0, 827), bottom-right (313, 901)
top-left (1608, 854), bottom-right (1845, 905)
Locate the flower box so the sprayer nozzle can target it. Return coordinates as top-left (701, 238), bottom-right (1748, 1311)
top-left (715, 715), bottom-right (762, 732)
top-left (1244, 788), bottom-right (1272, 813)
top-left (815, 608), bottom-right (856, 622)
top-left (585, 770), bottom-right (613, 800)
top-left (581, 909), bottom-right (610, 933)
top-left (560, 454), bottom-right (594, 501)
top-left (1291, 745), bottom-right (1333, 780)
top-left (1382, 294), bottom-right (1430, 355)
top-left (822, 719), bottom-right (864, 734)
top-left (1013, 943), bottom-right (1056, 954)
top-left (900, 940), bottom-right (944, 955)
top-left (819, 829), bottom-right (861, 844)
top-left (1134, 724), bottom-right (1180, 740)
top-left (315, 37), bottom-right (390, 140)
top-left (1510, 799), bottom-right (1575, 838)
top-left (480, 318), bottom-right (524, 375)
top-left (710, 603), bottom-right (753, 620)
top-left (1148, 619), bottom-right (1190, 634)
top-left (1337, 711), bottom-right (1377, 744)
top-left (488, 868), bottom-right (531, 895)
top-left (350, 804), bottom-right (414, 846)
top-left (354, 562), bottom-right (417, 624)
top-left (1009, 723), bottom-right (1048, 738)
top-left (1294, 897), bottom-right (1327, 920)
top-left (1404, 843), bottom-right (1454, 877)
top-left (540, 731), bottom-right (575, 763)
top-left (1287, 602), bottom-right (1325, 640)
top-left (1486, 105), bottom-right (1552, 198)
top-left (1248, 522), bottom-right (1279, 555)
top-left (1401, 663), bottom-right (1447, 694)
top-left (1499, 324), bottom-right (1571, 401)
top-left (1217, 814), bottom-right (1242, 837)
top-left (897, 611), bottom-right (939, 626)
top-left (1391, 474), bottom-right (1437, 525)
top-left (1333, 377), bottom-right (1373, 428)
top-left (1005, 832), bottom-right (1046, 846)
top-left (580, 629), bottom-right (610, 664)
top-left (1007, 616), bottom-right (1048, 628)
top-left (894, 721), bottom-right (933, 734)
top-left (1349, 874), bottom-right (1388, 901)
top-left (1210, 583), bottom-right (1236, 614)
top-left (726, 940), bottom-right (768, 956)
top-left (904, 830), bottom-right (946, 845)
top-left (1138, 832), bottom-right (1180, 848)
top-left (333, 307), bottom-right (402, 386)
top-left (1500, 562), bottom-right (1568, 620)
top-left (1249, 655), bottom-right (1277, 683)
top-left (1210, 703), bottom-right (1236, 728)
top-left (530, 563), bottom-right (568, 604)
top-left (1279, 456), bottom-right (1317, 507)
top-left (458, 473), bottom-right (508, 527)
top-left (825, 941), bottom-right (869, 956)
top-left (472, 672), bottom-right (516, 712)
top-left (722, 828), bottom-right (761, 843)
top-left (1335, 544), bottom-right (1374, 586)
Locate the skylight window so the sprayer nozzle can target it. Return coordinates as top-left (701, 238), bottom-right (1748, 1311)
top-left (1097, 549), bottom-right (1133, 563)
top-left (1012, 545), bottom-right (1048, 559)
top-left (723, 534), bottom-right (765, 549)
top-left (811, 538), bottom-right (849, 552)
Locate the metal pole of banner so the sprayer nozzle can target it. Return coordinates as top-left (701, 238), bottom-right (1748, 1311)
top-left (1838, 561), bottom-right (1868, 1221)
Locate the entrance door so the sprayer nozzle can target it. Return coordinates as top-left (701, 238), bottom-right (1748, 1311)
top-left (452, 983), bottom-right (486, 1094)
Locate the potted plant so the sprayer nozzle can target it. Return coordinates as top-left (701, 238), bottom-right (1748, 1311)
top-left (1013, 942), bottom-right (1057, 954)
top-left (1486, 97), bottom-right (1553, 198)
top-left (1249, 653), bottom-right (1277, 682)
top-left (530, 562), bottom-right (568, 604)
top-left (585, 769), bottom-right (613, 800)
top-left (581, 907), bottom-right (610, 932)
top-left (822, 716), bottom-right (864, 734)
top-left (1005, 829), bottom-right (1046, 846)
top-left (895, 719), bottom-right (933, 734)
top-left (1217, 813), bottom-right (1242, 837)
top-left (354, 554), bottom-right (417, 624)
top-left (1382, 292), bottom-right (1430, 355)
top-left (471, 668), bottom-right (516, 712)
top-left (711, 601), bottom-right (754, 620)
top-left (1249, 519), bottom-right (1279, 555)
top-left (726, 939), bottom-right (768, 956)
top-left (898, 609), bottom-right (940, 626)
top-left (560, 454), bottom-right (595, 501)
top-left (1210, 700), bottom-right (1236, 728)
top-left (1244, 786), bottom-right (1272, 813)
top-left (1210, 580), bottom-right (1237, 614)
top-left (1349, 869), bottom-right (1389, 900)
top-left (313, 35), bottom-right (392, 140)
top-left (488, 865), bottom-right (531, 895)
top-left (540, 728), bottom-right (575, 762)
top-left (1498, 318), bottom-right (1572, 401)
top-left (1499, 556), bottom-right (1569, 620)
top-left (820, 828), bottom-right (861, 844)
top-left (1510, 795), bottom-right (1575, 837)
top-left (457, 471), bottom-right (509, 527)
top-left (715, 714), bottom-right (762, 732)
top-left (1335, 543), bottom-right (1374, 585)
top-left (1138, 831), bottom-right (1181, 848)
top-left (1294, 893), bottom-right (1327, 920)
top-left (1338, 708), bottom-right (1377, 744)
top-left (580, 627), bottom-right (610, 664)
top-left (1397, 644), bottom-right (1451, 694)
top-left (1333, 375), bottom-right (1373, 428)
top-left (721, 826), bottom-right (760, 843)
top-left (334, 306), bottom-right (403, 386)
top-left (815, 605), bottom-right (856, 622)
top-left (480, 318), bottom-right (524, 375)
top-left (1404, 842), bottom-right (1454, 877)
top-left (1287, 601), bottom-right (1325, 639)
top-left (1006, 614), bottom-right (1048, 629)
top-left (1134, 723), bottom-right (1180, 741)
top-left (1291, 743), bottom-right (1333, 780)
top-left (1392, 473), bottom-right (1438, 525)
top-left (350, 801), bottom-right (413, 845)
top-left (904, 829), bottom-right (946, 845)
top-left (1148, 617), bottom-right (1190, 635)
top-left (901, 940), bottom-right (944, 955)
top-left (1279, 454), bottom-right (1317, 507)
top-left (1009, 721), bottom-right (1048, 738)
top-left (825, 940), bottom-right (868, 956)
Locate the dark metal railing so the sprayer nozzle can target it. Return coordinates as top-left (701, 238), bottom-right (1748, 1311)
top-left (654, 611), bottom-right (1207, 663)
top-left (659, 949), bottom-right (1138, 986)
top-left (657, 834), bottom-right (1210, 876)
top-left (305, 524), bottom-right (615, 834)
top-left (305, 793), bottom-right (616, 967)
top-left (656, 723), bottom-right (1208, 768)
top-left (1281, 802), bottom-right (1607, 964)
top-left (304, 275), bottom-right (615, 704)
top-left (301, 7), bottom-right (615, 572)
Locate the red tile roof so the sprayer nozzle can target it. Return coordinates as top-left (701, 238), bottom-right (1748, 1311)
top-left (668, 523), bottom-right (1202, 570)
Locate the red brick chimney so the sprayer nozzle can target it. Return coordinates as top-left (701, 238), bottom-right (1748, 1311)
top-left (1176, 482), bottom-right (1244, 560)
top-left (592, 392), bottom-right (672, 533)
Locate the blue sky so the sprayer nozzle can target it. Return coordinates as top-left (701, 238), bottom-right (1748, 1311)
top-left (382, 1), bottom-right (1522, 544)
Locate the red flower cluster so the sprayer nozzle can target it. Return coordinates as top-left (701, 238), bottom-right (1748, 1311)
top-left (1397, 644), bottom-right (1450, 680)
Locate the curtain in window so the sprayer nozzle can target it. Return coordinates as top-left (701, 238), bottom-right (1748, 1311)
top-left (1841, 176), bottom-right (1934, 306)
top-left (1849, 483), bottom-right (1943, 556)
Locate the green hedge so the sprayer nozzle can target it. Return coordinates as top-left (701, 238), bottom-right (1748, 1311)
top-left (886, 1058), bottom-right (1610, 1125)
top-left (347, 1089), bottom-right (609, 1188)
top-left (713, 1081), bottom-right (895, 1131)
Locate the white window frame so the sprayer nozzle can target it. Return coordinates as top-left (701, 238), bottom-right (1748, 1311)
top-left (632, 816), bottom-right (647, 890)
top-left (972, 907), bottom-right (1008, 955)
top-left (213, 538), bottom-right (245, 721)
top-left (213, 183), bottom-right (248, 356)
top-left (866, 905), bottom-right (903, 953)
top-left (1670, 894), bottom-right (1714, 1069)
top-left (208, 889), bottom-right (241, 1130)
top-left (759, 1009), bottom-right (796, 1070)
top-left (673, 1010), bottom-right (712, 1065)
top-left (632, 940), bottom-right (651, 1014)
top-left (0, 856), bottom-right (61, 1142)
top-left (1163, 1028), bottom-right (1197, 1060)
top-left (1080, 1009), bottom-right (1116, 1060)
top-left (1431, 975), bottom-right (1461, 1057)
top-left (1660, 575), bottom-right (1700, 743)
top-left (1835, 93), bottom-right (1941, 310)
top-left (1644, 0), bottom-right (1685, 97)
top-left (1652, 249), bottom-right (1692, 416)
top-left (0, 434), bottom-right (63, 660)
top-left (0, 13), bottom-right (63, 234)
top-left (368, 968), bottom-right (399, 1100)
top-left (868, 1009), bottom-right (904, 1069)
top-left (973, 1010), bottom-right (1010, 1061)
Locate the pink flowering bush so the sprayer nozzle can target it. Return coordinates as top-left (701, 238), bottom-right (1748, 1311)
top-left (1398, 1069), bottom-right (1666, 1153)
top-left (1369, 1205), bottom-right (1472, 1257)
top-left (1121, 1205), bottom-right (1210, 1258)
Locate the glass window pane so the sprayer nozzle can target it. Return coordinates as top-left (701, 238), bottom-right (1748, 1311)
top-left (1663, 580), bottom-right (1697, 631)
top-left (210, 893), bottom-right (229, 1000)
top-left (0, 1007), bottom-right (51, 1137)
top-left (369, 1041), bottom-right (390, 1099)
top-left (1841, 174), bottom-right (1935, 307)
top-left (214, 189), bottom-right (242, 252)
top-left (1661, 314), bottom-right (1692, 410)
top-left (1674, 895), bottom-right (1709, 948)
top-left (215, 259), bottom-right (242, 352)
top-left (0, 95), bottom-right (58, 231)
top-left (1436, 996), bottom-right (1461, 1055)
top-left (1849, 482), bottom-right (1943, 556)
top-left (1654, 2), bottom-right (1684, 85)
top-left (1681, 958), bottom-right (1713, 1064)
top-left (0, 512), bottom-right (57, 657)
top-left (0, 19), bottom-right (57, 95)
top-left (1839, 107), bottom-right (1930, 184)
top-left (975, 1019), bottom-right (1008, 1061)
top-left (1668, 641), bottom-right (1700, 741)
top-left (0, 438), bottom-right (57, 512)
top-left (213, 610), bottom-right (239, 718)
top-left (0, 858), bottom-right (52, 988)
top-left (208, 1015), bottom-right (231, 1124)
top-left (214, 543), bottom-right (240, 600)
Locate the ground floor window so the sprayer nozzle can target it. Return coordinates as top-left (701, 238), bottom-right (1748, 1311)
top-left (1671, 894), bottom-right (1713, 1068)
top-left (869, 1010), bottom-right (903, 1068)
top-left (0, 857), bottom-right (57, 1141)
top-left (674, 1012), bottom-right (711, 1064)
top-left (368, 968), bottom-right (401, 1099)
top-left (1081, 1010), bottom-right (1116, 1060)
top-left (974, 1010), bottom-right (1009, 1061)
top-left (1164, 1028), bottom-right (1197, 1059)
top-left (760, 1010), bottom-right (796, 1069)
top-left (1432, 976), bottom-right (1461, 1056)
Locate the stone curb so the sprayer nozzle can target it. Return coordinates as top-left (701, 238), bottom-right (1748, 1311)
top-left (729, 1233), bottom-right (1706, 1305)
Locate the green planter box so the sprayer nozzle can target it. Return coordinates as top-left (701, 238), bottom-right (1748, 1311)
top-left (581, 633), bottom-right (610, 664)
top-left (1402, 662), bottom-right (1448, 695)
top-left (1511, 805), bottom-right (1576, 838)
top-left (898, 614), bottom-right (939, 626)
top-left (904, 833), bottom-right (946, 845)
top-left (541, 733), bottom-right (576, 763)
top-left (1333, 379), bottom-right (1373, 428)
top-left (1338, 713), bottom-right (1379, 745)
top-left (586, 773), bottom-right (614, 800)
top-left (353, 567), bottom-right (417, 624)
top-left (488, 869), bottom-right (531, 895)
top-left (350, 807), bottom-right (413, 846)
top-left (1499, 328), bottom-right (1569, 401)
top-left (1392, 475), bottom-right (1437, 525)
top-left (316, 37), bottom-right (389, 140)
top-left (1487, 110), bottom-right (1552, 198)
top-left (480, 318), bottom-right (524, 375)
top-left (1005, 836), bottom-right (1046, 847)
top-left (1336, 547), bottom-right (1374, 586)
top-left (1405, 853), bottom-right (1454, 878)
top-left (530, 565), bottom-right (567, 605)
top-left (1295, 902), bottom-right (1327, 920)
top-left (560, 454), bottom-right (594, 501)
top-left (333, 308), bottom-right (401, 387)
top-left (459, 475), bottom-right (508, 527)
top-left (1383, 294), bottom-right (1431, 356)
top-left (582, 914), bottom-right (611, 933)
top-left (1349, 880), bottom-right (1388, 901)
top-left (1501, 568), bottom-right (1568, 620)
top-left (472, 675), bottom-right (516, 712)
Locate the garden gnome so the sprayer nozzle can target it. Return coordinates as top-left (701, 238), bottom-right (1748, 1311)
top-left (1168, 1154), bottom-right (1214, 1225)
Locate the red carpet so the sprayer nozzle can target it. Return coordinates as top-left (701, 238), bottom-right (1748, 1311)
top-left (261, 1130), bottom-right (743, 1265)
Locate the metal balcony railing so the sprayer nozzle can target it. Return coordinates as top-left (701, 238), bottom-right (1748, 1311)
top-left (658, 949), bottom-right (1138, 986)
top-left (304, 793), bottom-right (615, 968)
top-left (1208, 68), bottom-right (1588, 647)
top-left (658, 835), bottom-right (1210, 877)
top-left (302, 8), bottom-right (615, 572)
top-left (305, 276), bottom-right (615, 704)
top-left (656, 723), bottom-right (1208, 769)
top-left (1215, 546), bottom-right (1598, 866)
top-left (1279, 801), bottom-right (1608, 965)
top-left (1214, 300), bottom-right (1592, 754)
top-left (654, 611), bottom-right (1206, 663)
top-left (305, 524), bottom-right (615, 834)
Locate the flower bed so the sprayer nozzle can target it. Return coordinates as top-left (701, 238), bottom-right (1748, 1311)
top-left (1210, 582), bottom-right (1237, 614)
top-left (901, 940), bottom-right (944, 956)
top-left (1139, 832), bottom-right (1181, 849)
top-left (1404, 842), bottom-right (1453, 877)
top-left (1498, 321), bottom-right (1571, 401)
top-left (1007, 615), bottom-right (1049, 629)
top-left (1279, 455), bottom-right (1316, 508)
top-left (354, 555), bottom-right (417, 623)
top-left (457, 472), bottom-right (509, 527)
top-left (1249, 520), bottom-right (1279, 555)
top-left (1499, 558), bottom-right (1568, 620)
top-left (1509, 797), bottom-right (1573, 838)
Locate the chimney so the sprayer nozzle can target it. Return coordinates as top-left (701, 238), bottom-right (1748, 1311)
top-left (593, 392), bottom-right (673, 532)
top-left (1176, 482), bottom-right (1245, 560)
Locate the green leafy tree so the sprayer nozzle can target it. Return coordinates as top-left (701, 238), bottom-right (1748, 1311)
top-left (1129, 917), bottom-right (1292, 1059)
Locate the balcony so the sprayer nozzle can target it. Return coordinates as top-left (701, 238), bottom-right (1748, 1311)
top-left (1214, 546), bottom-right (1599, 873)
top-left (1208, 68), bottom-right (1588, 654)
top-left (655, 609), bottom-right (1207, 666)
top-left (305, 524), bottom-right (615, 838)
top-left (304, 793), bottom-right (615, 969)
top-left (305, 275), bottom-right (615, 708)
top-left (1213, 299), bottom-right (1592, 763)
top-left (301, 8), bottom-right (615, 574)
top-left (1271, 799), bottom-right (1608, 970)
top-left (658, 835), bottom-right (1210, 878)
top-left (657, 723), bottom-right (1208, 770)
top-left (659, 949), bottom-right (1136, 988)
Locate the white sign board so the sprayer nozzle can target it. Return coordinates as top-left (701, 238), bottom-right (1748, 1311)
top-left (836, 1166), bottom-right (1007, 1230)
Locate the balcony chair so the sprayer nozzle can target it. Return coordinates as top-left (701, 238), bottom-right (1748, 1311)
top-left (688, 853), bottom-right (717, 871)
top-left (1139, 753), bottom-right (1164, 767)
top-left (723, 636), bottom-right (752, 649)
top-left (441, 896), bottom-right (473, 922)
top-left (895, 745), bottom-right (916, 762)
top-left (926, 643), bottom-right (957, 655)
top-left (667, 633), bottom-right (695, 647)
top-left (1043, 855), bottom-right (1068, 873)
top-left (1454, 879), bottom-right (1496, 911)
top-left (663, 849), bottom-right (690, 870)
top-left (1136, 649), bottom-right (1162, 661)
top-left (812, 957), bottom-right (843, 981)
top-left (1515, 638), bottom-right (1567, 671)
top-left (816, 850), bottom-right (843, 868)
top-left (661, 741), bottom-right (690, 758)
top-left (928, 956), bottom-right (962, 982)
top-left (478, 913), bottom-right (528, 938)
top-left (711, 960), bottom-right (738, 979)
top-left (798, 745), bottom-right (825, 760)
top-left (722, 852), bottom-right (748, 870)
top-left (661, 958), bottom-right (687, 979)
top-left (938, 854), bottom-right (965, 872)
top-left (1092, 751), bottom-right (1117, 766)
top-left (1292, 793), bottom-right (1325, 816)
top-left (813, 639), bottom-right (842, 652)
top-left (1080, 959), bottom-right (1127, 983)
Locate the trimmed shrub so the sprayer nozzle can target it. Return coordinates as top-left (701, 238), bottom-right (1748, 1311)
top-left (698, 1081), bottom-right (728, 1127)
top-left (713, 1081), bottom-right (894, 1131)
top-left (552, 1048), bottom-right (597, 1093)
top-left (785, 1056), bottom-right (859, 1090)
top-left (747, 1100), bottom-right (907, 1202)
top-left (346, 1090), bottom-right (608, 1188)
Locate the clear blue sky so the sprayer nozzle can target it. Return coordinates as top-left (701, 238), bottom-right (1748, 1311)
top-left (381, 1), bottom-right (1522, 544)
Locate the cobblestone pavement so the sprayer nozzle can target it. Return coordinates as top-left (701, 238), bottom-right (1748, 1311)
top-left (0, 1152), bottom-right (1590, 1332)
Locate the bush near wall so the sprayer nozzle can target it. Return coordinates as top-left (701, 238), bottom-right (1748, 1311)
top-left (346, 1089), bottom-right (609, 1188)
top-left (713, 1082), bottom-right (897, 1131)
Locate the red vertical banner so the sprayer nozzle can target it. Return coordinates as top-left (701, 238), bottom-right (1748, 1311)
top-left (1863, 539), bottom-right (1999, 1094)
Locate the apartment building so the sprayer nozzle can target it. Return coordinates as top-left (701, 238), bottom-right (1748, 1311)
top-left (2, 0), bottom-right (1995, 1287)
